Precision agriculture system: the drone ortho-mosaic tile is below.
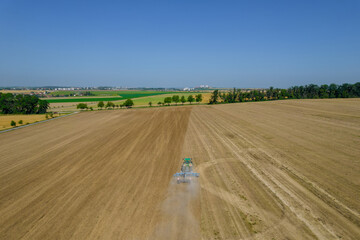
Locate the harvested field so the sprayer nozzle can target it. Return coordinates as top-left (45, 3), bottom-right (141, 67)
top-left (0, 99), bottom-right (359, 239)
top-left (0, 114), bottom-right (54, 130)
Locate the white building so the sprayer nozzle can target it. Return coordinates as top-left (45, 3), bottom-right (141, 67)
top-left (183, 87), bottom-right (194, 91)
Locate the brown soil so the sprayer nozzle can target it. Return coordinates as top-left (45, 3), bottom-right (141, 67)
top-left (0, 99), bottom-right (359, 239)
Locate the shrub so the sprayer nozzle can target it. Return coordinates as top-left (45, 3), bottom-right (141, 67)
top-left (18, 120), bottom-right (23, 124)
top-left (11, 120), bottom-right (16, 127)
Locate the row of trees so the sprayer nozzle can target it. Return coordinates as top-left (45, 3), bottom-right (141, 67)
top-left (157, 94), bottom-right (202, 106)
top-left (103, 99), bottom-right (134, 108)
top-left (79, 94), bottom-right (203, 110)
top-left (209, 82), bottom-right (360, 104)
top-left (0, 93), bottom-right (49, 114)
top-left (77, 99), bottom-right (135, 110)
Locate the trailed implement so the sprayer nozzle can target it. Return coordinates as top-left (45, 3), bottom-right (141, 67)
top-left (173, 158), bottom-right (200, 184)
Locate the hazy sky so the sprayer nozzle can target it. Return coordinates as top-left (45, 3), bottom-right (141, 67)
top-left (0, 0), bottom-right (359, 88)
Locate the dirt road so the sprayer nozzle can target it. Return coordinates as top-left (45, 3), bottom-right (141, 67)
top-left (1, 99), bottom-right (359, 239)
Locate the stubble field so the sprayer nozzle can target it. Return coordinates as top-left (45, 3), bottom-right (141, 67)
top-left (0, 99), bottom-right (359, 239)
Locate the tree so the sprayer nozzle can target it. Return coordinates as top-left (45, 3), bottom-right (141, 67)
top-left (209, 90), bottom-right (219, 104)
top-left (237, 91), bottom-right (244, 102)
top-left (267, 87), bottom-right (274, 99)
top-left (11, 120), bottom-right (16, 127)
top-left (319, 84), bottom-right (329, 98)
top-left (172, 95), bottom-right (180, 105)
top-left (187, 95), bottom-right (194, 104)
top-left (279, 89), bottom-right (287, 99)
top-left (98, 101), bottom-right (104, 109)
top-left (77, 103), bottom-right (88, 109)
top-left (329, 84), bottom-right (337, 98)
top-left (123, 99), bottom-right (134, 108)
top-left (164, 97), bottom-right (172, 106)
top-left (180, 96), bottom-right (186, 105)
top-left (195, 94), bottom-right (203, 103)
top-left (0, 93), bottom-right (49, 114)
top-left (36, 100), bottom-right (49, 114)
top-left (148, 101), bottom-right (152, 107)
top-left (106, 101), bottom-right (115, 109)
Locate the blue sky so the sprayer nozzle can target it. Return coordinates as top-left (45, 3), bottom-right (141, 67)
top-left (0, 0), bottom-right (359, 88)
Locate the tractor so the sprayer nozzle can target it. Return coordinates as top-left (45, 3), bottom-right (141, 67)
top-left (173, 158), bottom-right (200, 184)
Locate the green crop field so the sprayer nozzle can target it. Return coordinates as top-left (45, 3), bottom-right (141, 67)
top-left (44, 91), bottom-right (179, 103)
top-left (45, 97), bottom-right (124, 103)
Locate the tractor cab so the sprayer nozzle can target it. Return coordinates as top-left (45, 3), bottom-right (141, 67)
top-left (183, 158), bottom-right (192, 164)
top-left (181, 158), bottom-right (193, 172)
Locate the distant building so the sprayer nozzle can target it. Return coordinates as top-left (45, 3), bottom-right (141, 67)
top-left (183, 87), bottom-right (194, 91)
top-left (55, 87), bottom-right (76, 91)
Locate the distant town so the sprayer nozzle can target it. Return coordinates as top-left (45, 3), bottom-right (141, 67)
top-left (0, 85), bottom-right (212, 92)
top-left (0, 85), bottom-right (215, 98)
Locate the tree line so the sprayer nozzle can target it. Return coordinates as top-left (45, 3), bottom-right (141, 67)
top-left (209, 82), bottom-right (360, 104)
top-left (0, 93), bottom-right (49, 114)
top-left (154, 94), bottom-right (202, 106)
top-left (78, 94), bottom-right (203, 110)
top-left (77, 99), bottom-right (134, 110)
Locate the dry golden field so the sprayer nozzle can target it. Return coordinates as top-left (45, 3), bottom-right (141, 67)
top-left (0, 99), bottom-right (359, 239)
top-left (0, 114), bottom-right (47, 129)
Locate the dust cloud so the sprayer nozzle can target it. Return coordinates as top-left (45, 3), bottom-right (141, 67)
top-left (151, 178), bottom-right (200, 240)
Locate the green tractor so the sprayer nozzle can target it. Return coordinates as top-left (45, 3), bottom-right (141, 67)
top-left (173, 158), bottom-right (200, 184)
